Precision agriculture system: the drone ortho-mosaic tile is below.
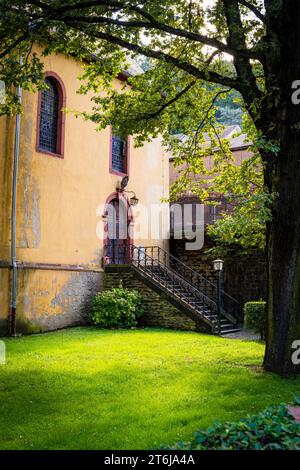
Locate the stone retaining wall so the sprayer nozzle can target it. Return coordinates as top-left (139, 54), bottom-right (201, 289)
top-left (104, 267), bottom-right (207, 332)
top-left (170, 238), bottom-right (267, 308)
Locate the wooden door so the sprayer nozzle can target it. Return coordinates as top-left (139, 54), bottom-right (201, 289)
top-left (105, 197), bottom-right (130, 264)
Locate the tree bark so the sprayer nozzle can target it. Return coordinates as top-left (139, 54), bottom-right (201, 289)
top-left (263, 0), bottom-right (300, 376)
top-left (263, 139), bottom-right (300, 377)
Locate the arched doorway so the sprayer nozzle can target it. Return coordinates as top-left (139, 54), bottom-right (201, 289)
top-left (103, 192), bottom-right (133, 264)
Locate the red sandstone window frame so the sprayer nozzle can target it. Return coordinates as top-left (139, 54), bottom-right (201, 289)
top-left (109, 127), bottom-right (130, 177)
top-left (36, 71), bottom-right (66, 159)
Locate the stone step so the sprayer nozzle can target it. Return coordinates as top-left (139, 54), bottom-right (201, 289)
top-left (221, 322), bottom-right (239, 329)
top-left (221, 328), bottom-right (242, 335)
top-left (139, 265), bottom-right (240, 336)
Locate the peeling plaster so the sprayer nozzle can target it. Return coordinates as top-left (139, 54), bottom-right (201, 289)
top-left (19, 124), bottom-right (41, 248)
top-left (19, 179), bottom-right (41, 248)
top-left (20, 271), bottom-right (103, 333)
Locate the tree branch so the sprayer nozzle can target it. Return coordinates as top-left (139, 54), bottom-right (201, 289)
top-left (222, 0), bottom-right (262, 108)
top-left (144, 80), bottom-right (197, 119)
top-left (66, 21), bottom-right (243, 91)
top-left (24, 0), bottom-right (261, 60)
top-left (192, 88), bottom-right (233, 149)
top-left (65, 16), bottom-right (247, 57)
top-left (237, 0), bottom-right (266, 22)
top-left (0, 33), bottom-right (30, 60)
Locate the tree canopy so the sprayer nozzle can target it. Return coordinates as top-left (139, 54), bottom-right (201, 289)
top-left (0, 1), bottom-right (272, 251)
top-left (1, 0), bottom-right (300, 376)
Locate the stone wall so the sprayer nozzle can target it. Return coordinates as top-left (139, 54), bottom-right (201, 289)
top-left (170, 238), bottom-right (267, 308)
top-left (17, 269), bottom-right (104, 333)
top-left (0, 268), bottom-right (104, 336)
top-left (104, 267), bottom-right (208, 332)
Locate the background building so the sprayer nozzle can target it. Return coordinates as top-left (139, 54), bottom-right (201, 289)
top-left (169, 126), bottom-right (266, 308)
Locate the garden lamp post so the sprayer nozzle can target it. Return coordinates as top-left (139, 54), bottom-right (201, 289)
top-left (213, 259), bottom-right (224, 335)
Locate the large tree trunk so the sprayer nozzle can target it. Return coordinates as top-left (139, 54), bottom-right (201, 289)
top-left (263, 142), bottom-right (300, 377)
top-left (263, 0), bottom-right (300, 376)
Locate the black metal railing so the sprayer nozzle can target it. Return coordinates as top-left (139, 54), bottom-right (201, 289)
top-left (104, 242), bottom-right (243, 324)
top-left (103, 242), bottom-right (132, 265)
top-left (131, 245), bottom-right (219, 329)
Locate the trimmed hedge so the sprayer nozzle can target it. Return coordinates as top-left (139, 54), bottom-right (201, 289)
top-left (244, 301), bottom-right (266, 339)
top-left (161, 400), bottom-right (300, 450)
top-left (92, 285), bottom-right (144, 329)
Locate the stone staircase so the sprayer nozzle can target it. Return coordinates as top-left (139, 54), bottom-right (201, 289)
top-left (132, 262), bottom-right (241, 336)
top-left (105, 244), bottom-right (243, 335)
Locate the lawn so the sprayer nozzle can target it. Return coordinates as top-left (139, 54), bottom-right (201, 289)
top-left (0, 327), bottom-right (299, 450)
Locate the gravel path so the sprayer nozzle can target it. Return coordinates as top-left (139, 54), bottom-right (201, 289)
top-left (222, 328), bottom-right (261, 340)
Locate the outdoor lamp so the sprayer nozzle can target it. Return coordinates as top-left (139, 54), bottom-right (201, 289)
top-left (213, 259), bottom-right (224, 335)
top-left (129, 194), bottom-right (139, 206)
top-left (213, 259), bottom-right (224, 272)
top-left (118, 177), bottom-right (139, 205)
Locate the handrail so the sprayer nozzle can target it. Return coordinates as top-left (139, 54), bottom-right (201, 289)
top-left (103, 242), bottom-right (243, 324)
top-left (130, 245), bottom-right (218, 329)
top-left (131, 247), bottom-right (217, 310)
top-left (151, 245), bottom-right (216, 290)
top-left (104, 242), bottom-right (218, 329)
top-left (148, 245), bottom-right (241, 309)
top-left (136, 245), bottom-right (243, 322)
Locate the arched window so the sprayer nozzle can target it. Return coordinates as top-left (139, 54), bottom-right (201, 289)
top-left (37, 73), bottom-right (66, 157)
top-left (109, 128), bottom-right (130, 176)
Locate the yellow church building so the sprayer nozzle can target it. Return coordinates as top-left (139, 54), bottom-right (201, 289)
top-left (0, 47), bottom-right (241, 337)
top-left (0, 48), bottom-right (170, 335)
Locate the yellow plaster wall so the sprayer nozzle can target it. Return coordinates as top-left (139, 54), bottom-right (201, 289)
top-left (0, 48), bottom-right (169, 333)
top-left (0, 269), bottom-right (9, 334)
top-left (15, 49), bottom-right (169, 266)
top-left (0, 115), bottom-right (14, 261)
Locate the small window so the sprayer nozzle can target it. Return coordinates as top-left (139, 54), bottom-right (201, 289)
top-left (37, 73), bottom-right (66, 157)
top-left (111, 133), bottom-right (128, 174)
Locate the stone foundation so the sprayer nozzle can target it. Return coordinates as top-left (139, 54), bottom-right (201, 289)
top-left (0, 267), bottom-right (104, 335)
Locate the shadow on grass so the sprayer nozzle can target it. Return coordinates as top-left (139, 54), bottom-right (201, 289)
top-left (0, 328), bottom-right (299, 449)
top-left (0, 368), bottom-right (299, 449)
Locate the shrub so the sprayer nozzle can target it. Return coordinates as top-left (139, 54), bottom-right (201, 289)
top-left (244, 301), bottom-right (266, 339)
top-left (161, 401), bottom-right (300, 450)
top-left (91, 285), bottom-right (144, 329)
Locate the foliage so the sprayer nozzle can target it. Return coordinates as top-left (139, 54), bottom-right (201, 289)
top-left (0, 0), bottom-right (299, 375)
top-left (0, 1), bottom-right (274, 249)
top-left (215, 89), bottom-right (243, 125)
top-left (216, 106), bottom-right (243, 126)
top-left (0, 44), bottom-right (46, 115)
top-left (162, 402), bottom-right (300, 450)
top-left (91, 285), bottom-right (144, 329)
top-left (207, 191), bottom-right (273, 251)
top-left (244, 301), bottom-right (266, 340)
top-left (1, 328), bottom-right (300, 450)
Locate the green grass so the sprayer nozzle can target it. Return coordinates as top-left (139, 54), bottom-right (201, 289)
top-left (0, 327), bottom-right (299, 450)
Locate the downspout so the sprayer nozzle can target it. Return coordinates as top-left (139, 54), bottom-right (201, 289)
top-left (10, 55), bottom-right (23, 336)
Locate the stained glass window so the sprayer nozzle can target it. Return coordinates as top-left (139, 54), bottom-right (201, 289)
top-left (111, 134), bottom-right (127, 173)
top-left (39, 77), bottom-right (59, 153)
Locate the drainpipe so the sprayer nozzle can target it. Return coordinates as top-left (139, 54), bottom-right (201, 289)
top-left (10, 55), bottom-right (23, 336)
